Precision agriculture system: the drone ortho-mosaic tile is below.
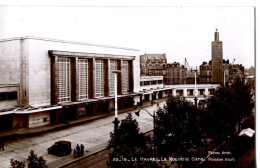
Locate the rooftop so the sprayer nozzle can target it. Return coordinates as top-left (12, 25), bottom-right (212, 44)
top-left (0, 36), bottom-right (139, 51)
top-left (140, 53), bottom-right (167, 61)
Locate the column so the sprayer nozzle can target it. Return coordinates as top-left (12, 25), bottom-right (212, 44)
top-left (51, 56), bottom-right (58, 105)
top-left (128, 60), bottom-right (134, 93)
top-left (194, 88), bottom-right (198, 97)
top-left (162, 91), bottom-right (166, 97)
top-left (104, 59), bottom-right (109, 97)
top-left (117, 60), bottom-right (122, 95)
top-left (107, 59), bottom-right (111, 96)
top-left (88, 58), bottom-right (95, 99)
top-left (71, 57), bottom-right (78, 101)
top-left (205, 88), bottom-right (209, 96)
top-left (173, 89), bottom-right (177, 96)
top-left (183, 88), bottom-right (188, 97)
top-left (149, 93), bottom-right (152, 101)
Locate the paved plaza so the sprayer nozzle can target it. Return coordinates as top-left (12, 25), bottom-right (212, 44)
top-left (0, 102), bottom-right (164, 168)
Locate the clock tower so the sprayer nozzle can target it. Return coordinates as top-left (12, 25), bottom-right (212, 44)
top-left (211, 29), bottom-right (223, 84)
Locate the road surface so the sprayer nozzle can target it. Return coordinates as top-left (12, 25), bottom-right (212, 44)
top-left (0, 102), bottom-right (165, 168)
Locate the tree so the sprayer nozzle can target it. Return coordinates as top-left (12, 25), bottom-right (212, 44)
top-left (10, 159), bottom-right (25, 168)
top-left (27, 150), bottom-right (47, 168)
top-left (201, 77), bottom-right (254, 144)
top-left (107, 113), bottom-right (155, 168)
top-left (230, 77), bottom-right (254, 131)
top-left (202, 77), bottom-right (254, 143)
top-left (154, 96), bottom-right (201, 167)
top-left (202, 86), bottom-right (236, 143)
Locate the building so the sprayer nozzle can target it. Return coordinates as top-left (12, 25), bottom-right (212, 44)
top-left (140, 53), bottom-right (167, 82)
top-left (139, 76), bottom-right (165, 102)
top-left (0, 36), bottom-right (142, 130)
top-left (138, 75), bottom-right (218, 106)
top-left (199, 61), bottom-right (212, 83)
top-left (232, 64), bottom-right (245, 80)
top-left (166, 62), bottom-right (187, 85)
top-left (0, 37), bottom-right (220, 130)
top-left (199, 29), bottom-right (245, 85)
top-left (199, 59), bottom-right (244, 85)
top-left (211, 29), bottom-right (223, 84)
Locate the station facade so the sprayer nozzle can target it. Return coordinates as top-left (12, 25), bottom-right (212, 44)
top-left (0, 37), bottom-right (142, 129)
top-left (0, 37), bottom-right (219, 130)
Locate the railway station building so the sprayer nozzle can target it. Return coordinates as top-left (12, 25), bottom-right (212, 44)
top-left (0, 37), bottom-right (142, 129)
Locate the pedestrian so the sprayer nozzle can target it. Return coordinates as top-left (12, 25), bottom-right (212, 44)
top-left (0, 138), bottom-right (4, 151)
top-left (73, 149), bottom-right (77, 157)
top-left (76, 144), bottom-right (80, 156)
top-left (80, 144), bottom-right (84, 156)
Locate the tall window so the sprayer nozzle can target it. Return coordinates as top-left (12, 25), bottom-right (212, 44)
top-left (110, 60), bottom-right (117, 96)
top-left (95, 60), bottom-right (104, 98)
top-left (78, 59), bottom-right (88, 100)
top-left (122, 61), bottom-right (129, 94)
top-left (58, 58), bottom-right (71, 103)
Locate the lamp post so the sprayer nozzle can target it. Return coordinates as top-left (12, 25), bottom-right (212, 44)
top-left (135, 108), bottom-right (156, 152)
top-left (112, 70), bottom-right (121, 131)
top-left (193, 68), bottom-right (198, 107)
top-left (223, 65), bottom-right (229, 86)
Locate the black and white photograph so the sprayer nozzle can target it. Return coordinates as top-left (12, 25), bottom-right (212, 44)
top-left (0, 3), bottom-right (256, 168)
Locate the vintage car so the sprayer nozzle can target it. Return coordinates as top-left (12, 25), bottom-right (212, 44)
top-left (48, 140), bottom-right (72, 156)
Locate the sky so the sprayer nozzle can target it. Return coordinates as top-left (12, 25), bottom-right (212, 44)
top-left (0, 6), bottom-right (255, 68)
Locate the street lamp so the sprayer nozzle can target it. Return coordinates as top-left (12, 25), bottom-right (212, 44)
top-left (112, 70), bottom-right (121, 131)
top-left (193, 68), bottom-right (198, 107)
top-left (135, 108), bottom-right (156, 152)
top-left (223, 65), bottom-right (229, 86)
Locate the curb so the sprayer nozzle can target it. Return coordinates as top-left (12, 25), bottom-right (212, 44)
top-left (1, 98), bottom-right (166, 138)
top-left (55, 129), bottom-right (153, 168)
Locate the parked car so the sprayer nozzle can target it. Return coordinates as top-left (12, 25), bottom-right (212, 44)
top-left (48, 140), bottom-right (72, 156)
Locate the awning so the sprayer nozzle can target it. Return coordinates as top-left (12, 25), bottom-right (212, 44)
top-left (14, 105), bottom-right (62, 114)
top-left (0, 110), bottom-right (14, 116)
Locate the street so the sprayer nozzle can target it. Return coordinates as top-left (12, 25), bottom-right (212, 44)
top-left (0, 102), bottom-right (165, 168)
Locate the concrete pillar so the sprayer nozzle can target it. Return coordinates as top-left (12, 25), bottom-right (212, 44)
top-left (88, 58), bottom-right (95, 99)
top-left (155, 92), bottom-right (159, 99)
top-left (71, 57), bottom-right (78, 101)
top-left (183, 88), bottom-right (188, 96)
top-left (107, 59), bottom-right (111, 96)
top-left (194, 89), bottom-right (198, 97)
top-left (104, 59), bottom-right (109, 97)
top-left (129, 60), bottom-right (134, 93)
top-left (162, 91), bottom-right (166, 97)
top-left (117, 60), bottom-right (122, 95)
top-left (51, 56), bottom-right (58, 104)
top-left (205, 88), bottom-right (209, 96)
top-left (149, 93), bottom-right (152, 100)
top-left (173, 89), bottom-right (177, 96)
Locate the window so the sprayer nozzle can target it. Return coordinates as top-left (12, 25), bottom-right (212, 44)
top-left (151, 81), bottom-right (157, 85)
top-left (95, 60), bottom-right (104, 98)
top-left (0, 91), bottom-right (17, 101)
top-left (158, 80), bottom-right (163, 84)
top-left (58, 58), bottom-right (71, 103)
top-left (110, 60), bottom-right (117, 96)
top-left (78, 59), bottom-right (88, 100)
top-left (122, 61), bottom-right (129, 94)
top-left (144, 81), bottom-right (150, 86)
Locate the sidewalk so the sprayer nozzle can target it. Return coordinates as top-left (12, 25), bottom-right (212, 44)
top-left (48, 126), bottom-right (153, 168)
top-left (0, 99), bottom-right (166, 168)
top-left (48, 99), bottom-right (164, 168)
top-left (0, 98), bottom-right (166, 138)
